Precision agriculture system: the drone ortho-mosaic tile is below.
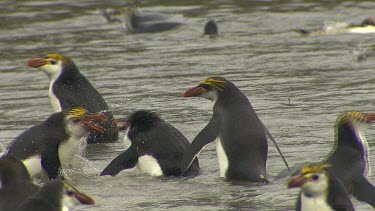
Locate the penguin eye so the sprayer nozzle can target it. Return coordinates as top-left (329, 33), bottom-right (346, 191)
top-left (312, 174), bottom-right (319, 181)
top-left (50, 60), bottom-right (57, 65)
top-left (72, 118), bottom-right (81, 123)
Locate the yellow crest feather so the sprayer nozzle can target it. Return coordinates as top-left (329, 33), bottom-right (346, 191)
top-left (301, 164), bottom-right (332, 174)
top-left (201, 78), bottom-right (226, 91)
top-left (337, 112), bottom-right (365, 125)
top-left (45, 54), bottom-right (75, 66)
top-left (66, 107), bottom-right (88, 119)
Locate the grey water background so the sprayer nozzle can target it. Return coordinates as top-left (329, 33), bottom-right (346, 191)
top-left (1, 0), bottom-right (375, 210)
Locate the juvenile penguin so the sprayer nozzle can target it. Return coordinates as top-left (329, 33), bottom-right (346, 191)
top-left (5, 108), bottom-right (106, 180)
top-left (321, 112), bottom-right (375, 207)
top-left (0, 155), bottom-right (39, 211)
top-left (180, 77), bottom-right (268, 182)
top-left (17, 180), bottom-right (94, 211)
top-left (288, 164), bottom-right (354, 211)
top-left (101, 110), bottom-right (200, 177)
top-left (26, 54), bottom-right (118, 143)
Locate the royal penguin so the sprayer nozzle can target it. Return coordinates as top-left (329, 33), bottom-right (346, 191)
top-left (17, 180), bottom-right (94, 211)
top-left (26, 54), bottom-right (117, 143)
top-left (0, 155), bottom-right (39, 211)
top-left (179, 76), bottom-right (268, 182)
top-left (288, 164), bottom-right (354, 211)
top-left (5, 107), bottom-right (106, 180)
top-left (100, 110), bottom-right (200, 177)
top-left (321, 112), bottom-right (375, 207)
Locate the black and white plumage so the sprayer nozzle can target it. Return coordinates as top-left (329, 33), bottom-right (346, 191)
top-left (180, 76), bottom-right (268, 182)
top-left (288, 164), bottom-right (354, 211)
top-left (17, 180), bottom-right (94, 211)
top-left (27, 54), bottom-right (118, 143)
top-left (321, 112), bottom-right (375, 208)
top-left (5, 108), bottom-right (106, 180)
top-left (101, 110), bottom-right (200, 177)
top-left (0, 155), bottom-right (39, 211)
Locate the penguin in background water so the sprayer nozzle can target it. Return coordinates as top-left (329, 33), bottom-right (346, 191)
top-left (204, 20), bottom-right (218, 38)
top-left (26, 54), bottom-right (118, 144)
top-left (0, 155), bottom-right (39, 211)
top-left (288, 164), bottom-right (354, 211)
top-left (179, 76), bottom-right (268, 182)
top-left (321, 112), bottom-right (375, 208)
top-left (5, 108), bottom-right (106, 180)
top-left (17, 180), bottom-right (94, 211)
top-left (100, 110), bottom-right (200, 177)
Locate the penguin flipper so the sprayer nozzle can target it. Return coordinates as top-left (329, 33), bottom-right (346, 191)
top-left (352, 176), bottom-right (375, 208)
top-left (100, 145), bottom-right (138, 176)
top-left (41, 145), bottom-right (64, 180)
top-left (180, 116), bottom-right (220, 173)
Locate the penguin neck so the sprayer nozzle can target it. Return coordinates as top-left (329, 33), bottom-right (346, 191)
top-left (336, 121), bottom-right (367, 153)
top-left (300, 192), bottom-right (333, 211)
top-left (215, 86), bottom-right (250, 106)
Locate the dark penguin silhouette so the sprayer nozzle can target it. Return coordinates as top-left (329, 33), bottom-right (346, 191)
top-left (26, 54), bottom-right (118, 144)
top-left (17, 180), bottom-right (94, 211)
top-left (288, 164), bottom-right (354, 211)
top-left (102, 6), bottom-right (182, 33)
top-left (180, 77), bottom-right (268, 182)
top-left (5, 108), bottom-right (106, 180)
top-left (204, 20), bottom-right (218, 36)
top-left (101, 110), bottom-right (200, 176)
top-left (0, 155), bottom-right (39, 211)
top-left (321, 112), bottom-right (375, 208)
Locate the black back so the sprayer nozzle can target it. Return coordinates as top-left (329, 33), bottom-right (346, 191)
top-left (53, 61), bottom-right (118, 143)
top-left (18, 180), bottom-right (64, 211)
top-left (204, 20), bottom-right (218, 35)
top-left (323, 119), bottom-right (375, 207)
top-left (0, 155), bottom-right (39, 211)
top-left (6, 112), bottom-right (67, 179)
top-left (101, 110), bottom-right (199, 176)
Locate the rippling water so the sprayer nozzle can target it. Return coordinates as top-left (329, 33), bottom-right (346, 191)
top-left (1, 0), bottom-right (375, 210)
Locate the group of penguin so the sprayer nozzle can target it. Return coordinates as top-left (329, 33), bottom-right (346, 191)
top-left (1, 11), bottom-right (375, 211)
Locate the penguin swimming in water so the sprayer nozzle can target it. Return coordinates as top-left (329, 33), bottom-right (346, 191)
top-left (26, 54), bottom-right (118, 144)
top-left (179, 77), bottom-right (268, 182)
top-left (100, 110), bottom-right (200, 177)
top-left (17, 180), bottom-right (94, 211)
top-left (102, 6), bottom-right (182, 33)
top-left (0, 155), bottom-right (39, 211)
top-left (204, 20), bottom-right (218, 38)
top-left (5, 107), bottom-right (106, 180)
top-left (321, 112), bottom-right (375, 208)
top-left (295, 16), bottom-right (375, 36)
top-left (288, 164), bottom-right (354, 211)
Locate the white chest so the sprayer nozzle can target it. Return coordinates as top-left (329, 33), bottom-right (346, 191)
top-left (216, 138), bottom-right (229, 178)
top-left (300, 194), bottom-right (333, 211)
top-left (137, 155), bottom-right (163, 176)
top-left (49, 79), bottom-right (62, 112)
top-left (23, 155), bottom-right (45, 179)
top-left (58, 136), bottom-right (85, 167)
top-left (122, 128), bottom-right (131, 150)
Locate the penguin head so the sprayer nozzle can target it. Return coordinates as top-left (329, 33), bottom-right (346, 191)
top-left (27, 54), bottom-right (78, 80)
top-left (37, 180), bottom-right (94, 209)
top-left (336, 111), bottom-right (375, 127)
top-left (0, 155), bottom-right (31, 188)
top-left (288, 164), bottom-right (332, 198)
top-left (184, 77), bottom-right (228, 102)
top-left (204, 20), bottom-right (218, 36)
top-left (361, 16), bottom-right (375, 26)
top-left (64, 107), bottom-right (107, 138)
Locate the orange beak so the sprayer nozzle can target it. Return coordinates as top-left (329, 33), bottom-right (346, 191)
top-left (27, 58), bottom-right (47, 68)
top-left (287, 175), bottom-right (309, 188)
top-left (184, 86), bottom-right (207, 97)
top-left (363, 112), bottom-right (375, 124)
top-left (80, 112), bottom-right (107, 134)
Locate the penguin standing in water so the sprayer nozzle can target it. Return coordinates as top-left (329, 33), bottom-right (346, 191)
top-left (26, 54), bottom-right (118, 143)
top-left (101, 110), bottom-right (200, 177)
top-left (288, 164), bottom-right (354, 211)
top-left (0, 155), bottom-right (39, 211)
top-left (17, 180), bottom-right (94, 211)
top-left (321, 112), bottom-right (375, 207)
top-left (204, 20), bottom-right (218, 37)
top-left (5, 108), bottom-right (106, 180)
top-left (179, 77), bottom-right (268, 182)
